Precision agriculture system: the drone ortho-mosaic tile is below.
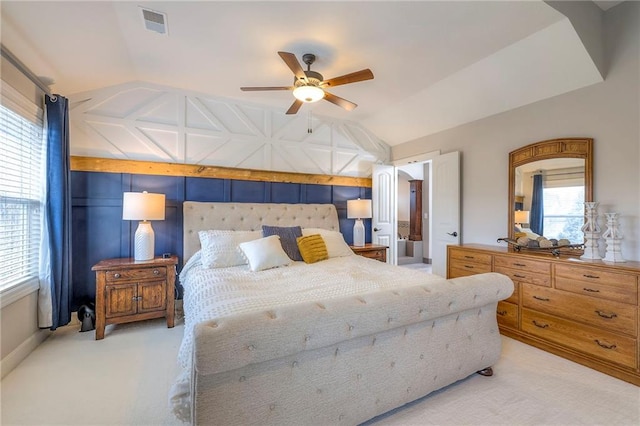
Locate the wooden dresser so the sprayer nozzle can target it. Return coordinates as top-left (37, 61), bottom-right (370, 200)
top-left (92, 256), bottom-right (178, 340)
top-left (448, 244), bottom-right (640, 386)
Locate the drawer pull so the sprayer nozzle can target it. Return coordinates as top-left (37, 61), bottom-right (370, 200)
top-left (131, 296), bottom-right (142, 301)
top-left (595, 310), bottom-right (617, 319)
top-left (583, 274), bottom-right (600, 279)
top-left (497, 310), bottom-right (507, 316)
top-left (532, 320), bottom-right (549, 329)
top-left (464, 265), bottom-right (474, 269)
top-left (583, 287), bottom-right (600, 293)
top-left (513, 274), bottom-right (526, 279)
top-left (464, 255), bottom-right (474, 259)
top-left (153, 269), bottom-right (160, 275)
top-left (533, 295), bottom-right (550, 302)
top-left (113, 273), bottom-right (121, 279)
top-left (513, 263), bottom-right (526, 267)
top-left (594, 340), bottom-right (616, 350)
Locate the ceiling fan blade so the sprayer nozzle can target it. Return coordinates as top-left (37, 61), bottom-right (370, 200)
top-left (240, 86), bottom-right (293, 91)
top-left (278, 51), bottom-right (308, 83)
top-left (322, 69), bottom-right (374, 88)
top-left (285, 99), bottom-right (303, 115)
top-left (324, 92), bottom-right (357, 111)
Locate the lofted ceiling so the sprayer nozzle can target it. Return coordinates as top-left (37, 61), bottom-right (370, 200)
top-left (1, 1), bottom-right (616, 147)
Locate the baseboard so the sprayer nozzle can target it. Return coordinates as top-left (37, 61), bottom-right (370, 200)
top-left (1, 329), bottom-right (51, 379)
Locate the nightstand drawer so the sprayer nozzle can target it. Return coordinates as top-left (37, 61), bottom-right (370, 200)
top-left (105, 267), bottom-right (167, 282)
top-left (350, 244), bottom-right (388, 263)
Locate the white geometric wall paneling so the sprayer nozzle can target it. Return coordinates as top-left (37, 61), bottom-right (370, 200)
top-left (69, 82), bottom-right (390, 177)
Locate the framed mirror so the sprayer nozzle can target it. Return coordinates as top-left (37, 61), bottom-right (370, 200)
top-left (508, 138), bottom-right (593, 247)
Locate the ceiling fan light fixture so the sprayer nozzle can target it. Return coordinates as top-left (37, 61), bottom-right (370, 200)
top-left (293, 85), bottom-right (324, 103)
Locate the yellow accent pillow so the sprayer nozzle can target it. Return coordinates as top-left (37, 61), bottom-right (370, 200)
top-left (296, 234), bottom-right (329, 264)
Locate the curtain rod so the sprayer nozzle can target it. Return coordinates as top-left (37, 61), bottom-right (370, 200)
top-left (1, 44), bottom-right (52, 95)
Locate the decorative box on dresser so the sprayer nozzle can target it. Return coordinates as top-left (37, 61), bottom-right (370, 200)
top-left (447, 244), bottom-right (640, 386)
top-left (92, 256), bottom-right (178, 340)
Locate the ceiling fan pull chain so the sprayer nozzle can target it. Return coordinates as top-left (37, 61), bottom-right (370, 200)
top-left (308, 110), bottom-right (313, 134)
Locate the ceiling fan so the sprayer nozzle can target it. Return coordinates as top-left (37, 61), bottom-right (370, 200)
top-left (240, 51), bottom-right (374, 115)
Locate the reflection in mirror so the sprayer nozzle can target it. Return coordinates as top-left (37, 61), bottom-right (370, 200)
top-left (514, 158), bottom-right (585, 243)
top-left (508, 138), bottom-right (593, 248)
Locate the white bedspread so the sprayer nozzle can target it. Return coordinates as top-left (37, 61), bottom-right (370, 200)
top-left (170, 253), bottom-right (445, 420)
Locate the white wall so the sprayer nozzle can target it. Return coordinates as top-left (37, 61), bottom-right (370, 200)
top-left (392, 2), bottom-right (639, 261)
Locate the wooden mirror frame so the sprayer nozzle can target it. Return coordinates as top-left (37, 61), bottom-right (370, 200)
top-left (508, 138), bottom-right (593, 241)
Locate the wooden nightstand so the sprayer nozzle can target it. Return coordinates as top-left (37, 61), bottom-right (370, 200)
top-left (92, 256), bottom-right (178, 340)
top-left (350, 244), bottom-right (388, 263)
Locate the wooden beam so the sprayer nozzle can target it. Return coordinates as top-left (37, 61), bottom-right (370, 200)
top-left (70, 156), bottom-right (372, 188)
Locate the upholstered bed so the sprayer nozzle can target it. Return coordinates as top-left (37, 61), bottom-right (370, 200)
top-left (170, 202), bottom-right (514, 425)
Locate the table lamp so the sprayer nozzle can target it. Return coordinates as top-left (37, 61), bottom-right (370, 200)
top-left (514, 210), bottom-right (530, 228)
top-left (122, 191), bottom-right (165, 261)
top-left (347, 198), bottom-right (372, 247)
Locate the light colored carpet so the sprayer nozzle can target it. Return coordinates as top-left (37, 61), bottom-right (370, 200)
top-left (1, 317), bottom-right (639, 425)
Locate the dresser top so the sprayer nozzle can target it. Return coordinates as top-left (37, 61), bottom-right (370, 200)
top-left (451, 243), bottom-right (640, 272)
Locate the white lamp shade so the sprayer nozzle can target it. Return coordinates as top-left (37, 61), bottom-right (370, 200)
top-left (122, 192), bottom-right (166, 221)
top-left (122, 191), bottom-right (165, 261)
top-left (514, 210), bottom-right (530, 225)
top-left (347, 199), bottom-right (372, 219)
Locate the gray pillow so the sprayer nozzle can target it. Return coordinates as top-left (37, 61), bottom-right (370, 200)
top-left (262, 225), bottom-right (303, 261)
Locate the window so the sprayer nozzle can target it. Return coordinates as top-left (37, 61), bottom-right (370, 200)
top-left (542, 185), bottom-right (584, 242)
top-left (0, 85), bottom-right (45, 295)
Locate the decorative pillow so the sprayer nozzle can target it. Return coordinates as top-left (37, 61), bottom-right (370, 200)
top-left (198, 230), bottom-right (262, 269)
top-left (238, 235), bottom-right (292, 272)
top-left (296, 234), bottom-right (329, 264)
top-left (262, 225), bottom-right (303, 261)
top-left (302, 228), bottom-right (354, 258)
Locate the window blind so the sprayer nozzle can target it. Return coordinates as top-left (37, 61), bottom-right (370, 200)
top-left (0, 84), bottom-right (45, 292)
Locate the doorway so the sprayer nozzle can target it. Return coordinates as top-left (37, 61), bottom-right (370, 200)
top-left (396, 165), bottom-right (429, 266)
top-left (373, 150), bottom-right (460, 277)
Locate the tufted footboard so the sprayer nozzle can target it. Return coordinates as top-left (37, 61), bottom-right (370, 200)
top-left (190, 272), bottom-right (513, 425)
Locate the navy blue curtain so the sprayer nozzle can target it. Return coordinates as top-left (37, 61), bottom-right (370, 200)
top-left (45, 94), bottom-right (72, 330)
top-left (530, 174), bottom-right (544, 236)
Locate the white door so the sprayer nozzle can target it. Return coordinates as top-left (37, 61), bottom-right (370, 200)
top-left (372, 164), bottom-right (396, 264)
top-left (431, 151), bottom-right (460, 277)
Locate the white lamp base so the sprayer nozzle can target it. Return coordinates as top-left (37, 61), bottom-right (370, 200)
top-left (134, 221), bottom-right (155, 261)
top-left (353, 218), bottom-right (365, 247)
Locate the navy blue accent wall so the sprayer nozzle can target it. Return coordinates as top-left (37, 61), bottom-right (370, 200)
top-left (71, 171), bottom-right (371, 310)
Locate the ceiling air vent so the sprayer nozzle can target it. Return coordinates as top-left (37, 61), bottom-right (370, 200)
top-left (140, 7), bottom-right (168, 35)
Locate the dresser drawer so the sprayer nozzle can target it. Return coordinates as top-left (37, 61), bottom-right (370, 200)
top-left (522, 284), bottom-right (637, 337)
top-left (496, 301), bottom-right (518, 329)
top-left (105, 267), bottom-right (167, 283)
top-left (494, 265), bottom-right (551, 287)
top-left (522, 308), bottom-right (637, 369)
top-left (494, 255), bottom-right (550, 275)
top-left (449, 263), bottom-right (492, 278)
top-left (449, 249), bottom-right (492, 266)
top-left (555, 264), bottom-right (638, 305)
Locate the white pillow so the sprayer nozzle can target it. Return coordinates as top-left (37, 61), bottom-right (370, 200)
top-left (302, 228), bottom-right (354, 258)
top-left (198, 230), bottom-right (262, 269)
top-left (238, 235), bottom-right (292, 272)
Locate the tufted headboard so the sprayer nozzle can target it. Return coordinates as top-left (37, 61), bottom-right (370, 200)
top-left (183, 202), bottom-right (340, 262)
